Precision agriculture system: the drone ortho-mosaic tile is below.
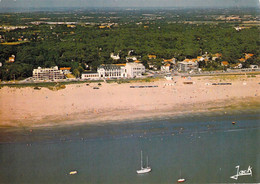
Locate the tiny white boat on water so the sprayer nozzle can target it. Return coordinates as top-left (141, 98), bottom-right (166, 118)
top-left (69, 171), bottom-right (78, 175)
top-left (136, 151), bottom-right (151, 174)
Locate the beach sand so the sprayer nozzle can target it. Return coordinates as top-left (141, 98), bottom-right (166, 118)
top-left (0, 75), bottom-right (259, 128)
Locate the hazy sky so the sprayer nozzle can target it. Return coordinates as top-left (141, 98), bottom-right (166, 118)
top-left (0, 0), bottom-right (259, 8)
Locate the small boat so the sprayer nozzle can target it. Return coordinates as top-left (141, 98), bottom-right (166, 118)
top-left (69, 171), bottom-right (78, 175)
top-left (177, 170), bottom-right (185, 182)
top-left (177, 178), bottom-right (186, 183)
top-left (232, 121), bottom-right (236, 125)
top-left (136, 151), bottom-right (151, 174)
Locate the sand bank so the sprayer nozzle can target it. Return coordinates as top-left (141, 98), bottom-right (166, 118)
top-left (0, 75), bottom-right (259, 128)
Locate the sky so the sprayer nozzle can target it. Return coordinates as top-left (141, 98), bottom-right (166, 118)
top-left (0, 0), bottom-right (259, 9)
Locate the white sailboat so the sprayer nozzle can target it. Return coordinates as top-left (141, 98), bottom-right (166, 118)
top-left (177, 170), bottom-right (186, 183)
top-left (136, 151), bottom-right (151, 174)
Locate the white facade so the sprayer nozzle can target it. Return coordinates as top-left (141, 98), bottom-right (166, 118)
top-left (81, 73), bottom-right (100, 80)
top-left (98, 64), bottom-right (127, 79)
top-left (250, 65), bottom-right (258, 69)
top-left (126, 56), bottom-right (138, 61)
top-left (110, 53), bottom-right (120, 60)
top-left (125, 63), bottom-right (145, 78)
top-left (97, 63), bottom-right (145, 79)
top-left (62, 70), bottom-right (71, 75)
top-left (33, 66), bottom-right (65, 81)
top-left (161, 64), bottom-right (170, 72)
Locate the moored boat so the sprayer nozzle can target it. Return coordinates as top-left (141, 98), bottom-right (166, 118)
top-left (177, 178), bottom-right (186, 183)
top-left (69, 170), bottom-right (78, 175)
top-left (136, 151), bottom-right (151, 174)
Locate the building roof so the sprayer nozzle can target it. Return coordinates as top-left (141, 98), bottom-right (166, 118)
top-left (60, 67), bottom-right (71, 70)
top-left (134, 60), bottom-right (142, 63)
top-left (184, 59), bottom-right (191, 62)
top-left (212, 53), bottom-right (222, 58)
top-left (126, 62), bottom-right (144, 67)
top-left (245, 53), bottom-right (254, 59)
top-left (115, 64), bottom-right (126, 66)
top-left (8, 56), bottom-right (15, 62)
top-left (98, 64), bottom-right (122, 70)
top-left (221, 61), bottom-right (229, 66)
top-left (148, 55), bottom-right (156, 59)
top-left (163, 59), bottom-right (172, 62)
top-left (239, 58), bottom-right (246, 62)
top-left (183, 58), bottom-right (197, 63)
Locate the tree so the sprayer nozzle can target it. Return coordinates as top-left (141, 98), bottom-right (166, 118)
top-left (73, 69), bottom-right (80, 78)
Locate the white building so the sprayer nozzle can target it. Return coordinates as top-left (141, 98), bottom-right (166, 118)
top-left (161, 64), bottom-right (171, 72)
top-left (110, 53), bottom-right (120, 60)
top-left (98, 64), bottom-right (127, 79)
top-left (125, 63), bottom-right (145, 78)
top-left (81, 72), bottom-right (100, 80)
top-left (60, 67), bottom-right (71, 75)
top-left (126, 56), bottom-right (138, 61)
top-left (33, 66), bottom-right (65, 81)
top-left (250, 65), bottom-right (258, 69)
top-left (178, 60), bottom-right (198, 72)
top-left (96, 63), bottom-right (145, 79)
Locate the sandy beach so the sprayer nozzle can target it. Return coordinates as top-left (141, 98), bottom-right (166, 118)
top-left (0, 75), bottom-right (259, 128)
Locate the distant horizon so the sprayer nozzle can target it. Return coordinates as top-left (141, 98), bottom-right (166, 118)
top-left (0, 0), bottom-right (259, 13)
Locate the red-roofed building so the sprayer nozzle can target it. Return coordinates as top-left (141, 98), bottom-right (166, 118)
top-left (245, 53), bottom-right (254, 60)
top-left (239, 58), bottom-right (246, 62)
top-left (212, 53), bottom-right (222, 61)
top-left (7, 55), bottom-right (15, 63)
top-left (163, 58), bottom-right (176, 64)
top-left (60, 67), bottom-right (71, 74)
top-left (161, 64), bottom-right (171, 72)
top-left (178, 59), bottom-right (198, 72)
top-left (221, 61), bottom-right (229, 66)
top-left (148, 55), bottom-right (156, 59)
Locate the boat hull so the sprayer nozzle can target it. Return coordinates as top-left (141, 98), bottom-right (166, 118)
top-left (177, 178), bottom-right (185, 183)
top-left (137, 167), bottom-right (151, 174)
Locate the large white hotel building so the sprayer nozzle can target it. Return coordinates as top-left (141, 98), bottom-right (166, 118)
top-left (81, 62), bottom-right (145, 80)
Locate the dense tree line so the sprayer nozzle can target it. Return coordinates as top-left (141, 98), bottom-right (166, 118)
top-left (0, 20), bottom-right (259, 80)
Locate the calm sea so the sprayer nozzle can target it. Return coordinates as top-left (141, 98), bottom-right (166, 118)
top-left (0, 111), bottom-right (259, 184)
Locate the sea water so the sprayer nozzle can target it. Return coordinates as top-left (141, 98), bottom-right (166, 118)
top-left (0, 111), bottom-right (259, 183)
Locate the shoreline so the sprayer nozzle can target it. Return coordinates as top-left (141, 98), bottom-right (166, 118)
top-left (0, 75), bottom-right (259, 129)
top-left (0, 100), bottom-right (259, 144)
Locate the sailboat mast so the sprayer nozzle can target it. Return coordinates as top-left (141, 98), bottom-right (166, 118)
top-left (141, 151), bottom-right (143, 169)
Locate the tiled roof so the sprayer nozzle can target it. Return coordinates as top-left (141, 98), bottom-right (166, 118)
top-left (60, 67), bottom-right (71, 70)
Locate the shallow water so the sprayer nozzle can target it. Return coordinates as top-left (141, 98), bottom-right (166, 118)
top-left (0, 112), bottom-right (259, 183)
